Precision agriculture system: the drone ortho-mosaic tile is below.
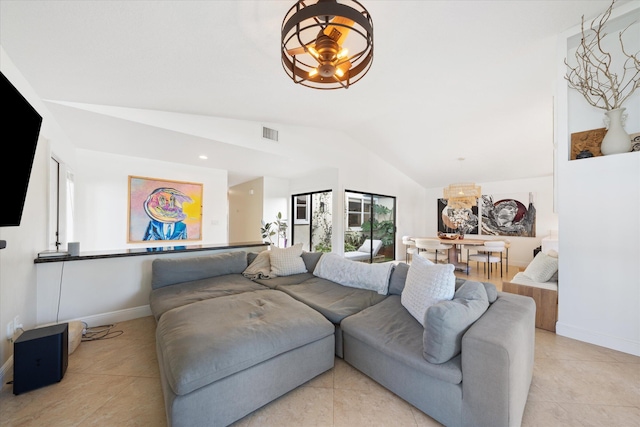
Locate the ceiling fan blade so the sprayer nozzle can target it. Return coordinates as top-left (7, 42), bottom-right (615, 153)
top-left (323, 16), bottom-right (353, 46)
top-left (286, 46), bottom-right (308, 56)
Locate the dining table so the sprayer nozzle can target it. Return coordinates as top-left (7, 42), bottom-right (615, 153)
top-left (413, 237), bottom-right (486, 273)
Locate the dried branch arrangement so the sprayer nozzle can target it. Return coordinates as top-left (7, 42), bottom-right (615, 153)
top-left (565, 0), bottom-right (639, 110)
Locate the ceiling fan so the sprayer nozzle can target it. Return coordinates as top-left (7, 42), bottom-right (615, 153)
top-left (281, 0), bottom-right (374, 89)
top-left (286, 15), bottom-right (354, 78)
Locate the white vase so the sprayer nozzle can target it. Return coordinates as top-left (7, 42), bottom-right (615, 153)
top-left (600, 108), bottom-right (631, 155)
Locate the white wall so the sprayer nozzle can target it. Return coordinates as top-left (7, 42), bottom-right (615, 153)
top-left (0, 48), bottom-right (75, 379)
top-left (228, 178), bottom-right (263, 243)
top-left (555, 2), bottom-right (639, 356)
top-left (262, 176), bottom-right (290, 246)
top-left (288, 153), bottom-right (430, 258)
top-left (35, 246), bottom-right (264, 327)
top-left (74, 150), bottom-right (229, 251)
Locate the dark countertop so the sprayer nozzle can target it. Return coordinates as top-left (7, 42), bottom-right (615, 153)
top-left (34, 242), bottom-right (268, 263)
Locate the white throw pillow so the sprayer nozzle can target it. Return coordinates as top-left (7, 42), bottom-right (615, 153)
top-left (269, 243), bottom-right (307, 277)
top-left (523, 251), bottom-right (558, 282)
top-left (401, 254), bottom-right (456, 326)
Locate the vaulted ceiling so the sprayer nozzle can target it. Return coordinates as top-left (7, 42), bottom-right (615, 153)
top-left (0, 0), bottom-right (622, 187)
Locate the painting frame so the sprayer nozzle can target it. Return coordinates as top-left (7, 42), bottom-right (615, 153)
top-left (127, 175), bottom-right (203, 243)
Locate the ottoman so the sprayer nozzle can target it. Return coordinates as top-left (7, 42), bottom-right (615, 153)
top-left (156, 289), bottom-right (335, 427)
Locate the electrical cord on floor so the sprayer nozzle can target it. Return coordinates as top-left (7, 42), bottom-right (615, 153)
top-left (81, 321), bottom-right (123, 341)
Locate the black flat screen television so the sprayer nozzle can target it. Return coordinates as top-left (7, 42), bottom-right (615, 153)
top-left (0, 71), bottom-right (43, 227)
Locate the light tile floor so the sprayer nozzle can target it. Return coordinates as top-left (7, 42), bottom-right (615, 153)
top-left (1, 268), bottom-right (638, 427)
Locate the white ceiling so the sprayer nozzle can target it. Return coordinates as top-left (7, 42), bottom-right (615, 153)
top-left (0, 0), bottom-right (623, 188)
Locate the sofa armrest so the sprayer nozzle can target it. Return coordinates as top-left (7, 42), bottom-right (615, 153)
top-left (460, 292), bottom-right (535, 427)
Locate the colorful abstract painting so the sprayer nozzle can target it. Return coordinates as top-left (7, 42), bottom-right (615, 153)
top-left (479, 192), bottom-right (536, 237)
top-left (128, 176), bottom-right (203, 243)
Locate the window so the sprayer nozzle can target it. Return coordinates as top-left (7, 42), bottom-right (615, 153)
top-left (345, 190), bottom-right (396, 263)
top-left (294, 195), bottom-right (310, 224)
top-left (347, 195), bottom-right (371, 229)
top-left (291, 191), bottom-right (332, 252)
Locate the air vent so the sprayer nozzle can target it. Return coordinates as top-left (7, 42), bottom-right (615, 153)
top-left (262, 127), bottom-right (279, 141)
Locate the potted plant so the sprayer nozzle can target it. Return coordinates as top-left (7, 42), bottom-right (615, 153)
top-left (261, 212), bottom-right (288, 247)
top-left (564, 0), bottom-right (639, 155)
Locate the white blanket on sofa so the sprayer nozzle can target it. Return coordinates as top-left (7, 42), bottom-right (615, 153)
top-left (313, 253), bottom-right (393, 295)
top-left (242, 251), bottom-right (274, 280)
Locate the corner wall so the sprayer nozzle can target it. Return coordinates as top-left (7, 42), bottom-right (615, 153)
top-left (555, 2), bottom-right (639, 356)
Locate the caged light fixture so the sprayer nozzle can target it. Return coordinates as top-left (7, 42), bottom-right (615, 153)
top-left (281, 0), bottom-right (374, 90)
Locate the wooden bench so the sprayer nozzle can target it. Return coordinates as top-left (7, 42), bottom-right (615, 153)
top-left (502, 273), bottom-right (557, 332)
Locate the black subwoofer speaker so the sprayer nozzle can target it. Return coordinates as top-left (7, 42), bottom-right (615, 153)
top-left (13, 323), bottom-right (68, 395)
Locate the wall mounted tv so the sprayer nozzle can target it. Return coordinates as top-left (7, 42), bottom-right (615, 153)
top-left (0, 71), bottom-right (43, 227)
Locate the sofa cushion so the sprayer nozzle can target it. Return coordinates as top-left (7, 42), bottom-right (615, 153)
top-left (455, 279), bottom-right (498, 304)
top-left (302, 251), bottom-right (323, 272)
top-left (151, 251), bottom-right (248, 289)
top-left (423, 281), bottom-right (489, 364)
top-left (276, 276), bottom-right (387, 324)
top-left (156, 289), bottom-right (334, 396)
top-left (252, 272), bottom-right (315, 289)
top-left (313, 252), bottom-right (393, 295)
top-left (340, 295), bottom-right (463, 385)
top-left (401, 255), bottom-right (455, 326)
top-left (388, 262), bottom-right (409, 295)
top-left (269, 243), bottom-right (308, 276)
top-left (523, 251), bottom-right (558, 282)
top-left (149, 274), bottom-right (268, 321)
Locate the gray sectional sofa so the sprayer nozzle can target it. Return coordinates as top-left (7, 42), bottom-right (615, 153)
top-left (150, 249), bottom-right (536, 427)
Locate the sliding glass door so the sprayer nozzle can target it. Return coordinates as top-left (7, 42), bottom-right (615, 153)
top-left (291, 190), bottom-right (332, 252)
top-left (344, 190), bottom-right (396, 263)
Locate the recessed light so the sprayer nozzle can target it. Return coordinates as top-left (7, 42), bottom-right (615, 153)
top-left (199, 155), bottom-right (208, 160)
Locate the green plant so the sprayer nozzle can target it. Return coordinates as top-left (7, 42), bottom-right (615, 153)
top-left (344, 231), bottom-right (362, 252)
top-left (274, 212), bottom-right (288, 241)
top-left (314, 242), bottom-right (332, 253)
top-left (260, 221), bottom-right (276, 244)
top-left (261, 212), bottom-right (288, 246)
top-left (360, 204), bottom-right (395, 246)
top-left (311, 192), bottom-right (332, 252)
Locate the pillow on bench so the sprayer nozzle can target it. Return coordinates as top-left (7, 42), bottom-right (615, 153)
top-left (522, 251), bottom-right (558, 282)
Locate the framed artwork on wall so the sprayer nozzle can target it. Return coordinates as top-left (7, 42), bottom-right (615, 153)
top-left (437, 199), bottom-right (479, 235)
top-left (127, 176), bottom-right (203, 243)
top-left (479, 192), bottom-right (536, 237)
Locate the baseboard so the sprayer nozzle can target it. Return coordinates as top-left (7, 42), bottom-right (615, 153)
top-left (38, 305), bottom-right (152, 329)
top-left (556, 322), bottom-right (640, 357)
top-left (1, 355), bottom-right (13, 388)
